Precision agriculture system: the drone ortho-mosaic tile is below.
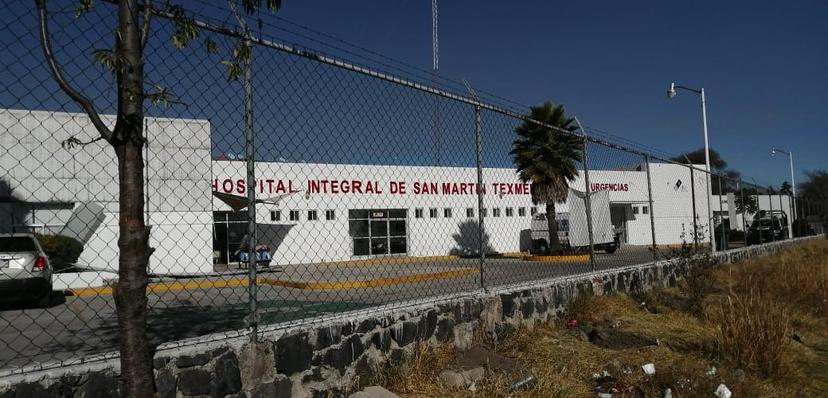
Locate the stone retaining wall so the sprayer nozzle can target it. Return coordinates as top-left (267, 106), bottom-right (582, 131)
top-left (0, 237), bottom-right (818, 397)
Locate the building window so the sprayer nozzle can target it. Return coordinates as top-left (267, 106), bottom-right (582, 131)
top-left (466, 208), bottom-right (475, 218)
top-left (530, 207), bottom-right (538, 216)
top-left (642, 206), bottom-right (649, 215)
top-left (289, 210), bottom-right (299, 221)
top-left (633, 206), bottom-right (639, 215)
top-left (415, 208), bottom-right (424, 218)
top-left (429, 208), bottom-right (438, 218)
top-left (349, 209), bottom-right (408, 256)
top-left (481, 208), bottom-right (488, 217)
top-left (493, 208), bottom-right (501, 217)
top-left (270, 210), bottom-right (281, 221)
top-left (308, 210), bottom-right (318, 221)
top-left (444, 208), bottom-right (452, 218)
top-left (326, 209), bottom-right (335, 220)
top-left (505, 207), bottom-right (514, 217)
top-left (518, 207), bottom-right (526, 217)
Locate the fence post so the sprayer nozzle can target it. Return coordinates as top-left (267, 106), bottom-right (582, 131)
top-left (739, 179), bottom-right (747, 246)
top-left (689, 166), bottom-right (699, 249)
top-left (583, 147), bottom-right (595, 271)
top-left (644, 155), bottom-right (657, 260)
top-left (779, 192), bottom-right (786, 239)
top-left (756, 185), bottom-right (763, 244)
top-left (574, 119), bottom-right (595, 272)
top-left (718, 175), bottom-right (725, 249)
top-left (768, 186), bottom-right (776, 242)
top-left (243, 36), bottom-right (258, 343)
top-left (804, 199), bottom-right (810, 234)
top-left (474, 105), bottom-right (485, 288)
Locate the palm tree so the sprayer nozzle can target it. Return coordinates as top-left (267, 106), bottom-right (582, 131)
top-left (510, 101), bottom-right (584, 253)
top-left (735, 189), bottom-right (759, 215)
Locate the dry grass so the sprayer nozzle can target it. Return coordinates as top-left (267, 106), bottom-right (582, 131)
top-left (714, 288), bottom-right (792, 377)
top-left (724, 240), bottom-right (828, 317)
top-left (371, 342), bottom-right (457, 397)
top-left (376, 239), bottom-right (828, 397)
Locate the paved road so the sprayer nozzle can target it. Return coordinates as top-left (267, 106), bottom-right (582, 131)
top-left (0, 246), bottom-right (654, 371)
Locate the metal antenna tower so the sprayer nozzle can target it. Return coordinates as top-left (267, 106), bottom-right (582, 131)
top-left (432, 0), bottom-right (442, 165)
top-left (432, 0), bottom-right (439, 71)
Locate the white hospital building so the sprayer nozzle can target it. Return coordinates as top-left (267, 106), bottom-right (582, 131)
top-left (1, 109), bottom-right (792, 284)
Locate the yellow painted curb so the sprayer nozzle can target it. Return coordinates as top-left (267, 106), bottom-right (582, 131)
top-left (70, 286), bottom-right (114, 296)
top-left (259, 267), bottom-right (479, 290)
top-left (500, 251), bottom-right (530, 258)
top-left (324, 255), bottom-right (459, 267)
top-left (146, 277), bottom-right (249, 293)
top-left (70, 277), bottom-right (250, 297)
top-left (524, 254), bottom-right (591, 262)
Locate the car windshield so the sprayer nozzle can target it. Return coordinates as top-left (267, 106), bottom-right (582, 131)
top-left (0, 236), bottom-right (38, 252)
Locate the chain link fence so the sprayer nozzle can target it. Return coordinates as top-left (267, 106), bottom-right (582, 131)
top-left (0, 2), bottom-right (825, 374)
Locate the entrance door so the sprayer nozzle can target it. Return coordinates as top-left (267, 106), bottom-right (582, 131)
top-left (610, 205), bottom-right (628, 243)
top-left (213, 211), bottom-right (249, 264)
top-left (349, 209), bottom-right (408, 256)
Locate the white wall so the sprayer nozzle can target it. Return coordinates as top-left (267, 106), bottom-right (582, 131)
top-left (3, 109), bottom-right (718, 276)
top-left (0, 109), bottom-right (213, 275)
top-left (212, 161), bottom-right (707, 264)
top-left (212, 162), bottom-right (537, 265)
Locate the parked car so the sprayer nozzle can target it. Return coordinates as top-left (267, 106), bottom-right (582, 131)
top-left (0, 233), bottom-right (53, 307)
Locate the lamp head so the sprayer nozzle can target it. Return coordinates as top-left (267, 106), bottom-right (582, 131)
top-left (667, 82), bottom-right (677, 99)
top-left (771, 148), bottom-right (777, 157)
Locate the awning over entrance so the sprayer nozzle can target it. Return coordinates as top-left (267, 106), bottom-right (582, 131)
top-left (212, 191), bottom-right (299, 211)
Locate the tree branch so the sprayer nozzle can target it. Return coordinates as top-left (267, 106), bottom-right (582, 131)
top-left (61, 135), bottom-right (106, 149)
top-left (35, 0), bottom-right (112, 142)
top-left (226, 0), bottom-right (250, 34)
top-left (140, 0), bottom-right (152, 49)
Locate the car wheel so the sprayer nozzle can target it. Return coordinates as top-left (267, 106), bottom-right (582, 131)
top-left (604, 245), bottom-right (617, 254)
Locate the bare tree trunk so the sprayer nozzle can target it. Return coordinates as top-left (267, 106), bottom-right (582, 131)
top-left (112, 1), bottom-right (154, 396)
top-left (546, 202), bottom-right (561, 253)
top-left (114, 142), bottom-right (153, 398)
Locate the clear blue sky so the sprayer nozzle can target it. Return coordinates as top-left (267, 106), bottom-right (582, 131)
top-left (270, 0), bottom-right (827, 185)
top-left (1, 1), bottom-right (825, 187)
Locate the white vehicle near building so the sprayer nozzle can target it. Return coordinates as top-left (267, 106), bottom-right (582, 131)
top-left (529, 189), bottom-right (620, 254)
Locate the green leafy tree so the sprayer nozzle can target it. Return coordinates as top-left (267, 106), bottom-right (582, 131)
top-left (780, 181), bottom-right (792, 195)
top-left (510, 102), bottom-right (583, 253)
top-left (799, 170), bottom-right (828, 220)
top-left (34, 1), bottom-right (279, 396)
top-left (800, 170), bottom-right (828, 204)
top-left (671, 147), bottom-right (729, 170)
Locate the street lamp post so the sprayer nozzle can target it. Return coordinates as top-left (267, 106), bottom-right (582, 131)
top-left (668, 83), bottom-right (716, 252)
top-left (771, 147), bottom-right (796, 238)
